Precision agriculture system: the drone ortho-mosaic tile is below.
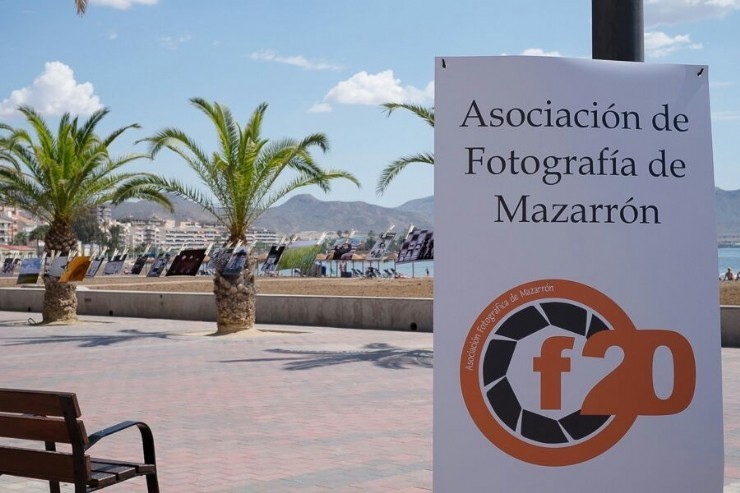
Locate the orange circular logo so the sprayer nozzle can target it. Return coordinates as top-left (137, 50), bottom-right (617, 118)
top-left (460, 279), bottom-right (695, 466)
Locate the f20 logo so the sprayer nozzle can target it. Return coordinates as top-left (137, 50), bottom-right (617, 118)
top-left (460, 279), bottom-right (696, 467)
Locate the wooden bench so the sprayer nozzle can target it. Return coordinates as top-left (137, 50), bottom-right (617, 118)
top-left (0, 388), bottom-right (159, 492)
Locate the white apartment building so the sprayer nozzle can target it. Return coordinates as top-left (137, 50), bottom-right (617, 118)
top-left (97, 204), bottom-right (112, 225)
top-left (0, 217), bottom-right (12, 244)
top-left (117, 217), bottom-right (281, 250)
top-left (163, 222), bottom-right (227, 249)
top-left (0, 206), bottom-right (46, 245)
top-left (246, 228), bottom-right (280, 245)
top-left (118, 220), bottom-right (163, 250)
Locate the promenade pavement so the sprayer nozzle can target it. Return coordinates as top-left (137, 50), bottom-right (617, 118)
top-left (0, 310), bottom-right (738, 492)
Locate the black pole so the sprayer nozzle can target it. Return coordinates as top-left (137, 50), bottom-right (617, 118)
top-left (592, 0), bottom-right (644, 62)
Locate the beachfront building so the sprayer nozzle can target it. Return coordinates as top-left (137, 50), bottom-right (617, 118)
top-left (0, 217), bottom-right (12, 244)
top-left (97, 204), bottom-right (112, 226)
top-left (114, 219), bottom-right (278, 251)
top-left (163, 221), bottom-right (227, 249)
top-left (117, 218), bottom-right (226, 250)
top-left (0, 205), bottom-right (46, 245)
top-left (118, 219), bottom-right (163, 250)
top-left (0, 244), bottom-right (37, 260)
top-left (246, 228), bottom-right (280, 245)
top-left (719, 233), bottom-right (740, 247)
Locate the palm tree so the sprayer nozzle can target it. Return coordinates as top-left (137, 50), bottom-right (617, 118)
top-left (29, 224), bottom-right (49, 256)
top-left (141, 98), bottom-right (360, 334)
top-left (376, 103), bottom-right (435, 195)
top-left (0, 106), bottom-right (172, 323)
top-left (75, 0), bottom-right (87, 15)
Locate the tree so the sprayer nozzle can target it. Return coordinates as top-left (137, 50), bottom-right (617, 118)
top-left (364, 230), bottom-right (376, 251)
top-left (73, 206), bottom-right (106, 246)
top-left (30, 224), bottom-right (49, 255)
top-left (0, 106), bottom-right (172, 323)
top-left (11, 231), bottom-right (28, 246)
top-left (75, 0), bottom-right (87, 15)
top-left (376, 103), bottom-right (434, 195)
top-left (141, 98), bottom-right (359, 334)
top-left (105, 224), bottom-right (125, 252)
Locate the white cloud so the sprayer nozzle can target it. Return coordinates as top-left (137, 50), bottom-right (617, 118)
top-left (90, 0), bottom-right (158, 9)
top-left (308, 102), bottom-right (332, 113)
top-left (710, 80), bottom-right (736, 88)
top-left (713, 111), bottom-right (740, 121)
top-left (160, 35), bottom-right (191, 50)
top-left (249, 50), bottom-right (340, 71)
top-left (520, 48), bottom-right (562, 57)
top-left (645, 31), bottom-right (703, 57)
top-left (646, 0), bottom-right (740, 25)
top-left (318, 70), bottom-right (433, 113)
top-left (0, 62), bottom-right (103, 118)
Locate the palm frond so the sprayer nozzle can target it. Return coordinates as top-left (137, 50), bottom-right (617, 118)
top-left (141, 98), bottom-right (359, 234)
top-left (381, 103), bottom-right (435, 127)
top-left (0, 107), bottom-right (153, 235)
top-left (376, 152), bottom-right (434, 195)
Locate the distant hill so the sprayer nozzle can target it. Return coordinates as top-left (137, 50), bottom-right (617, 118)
top-left (112, 194), bottom-right (215, 223)
top-left (715, 188), bottom-right (740, 237)
top-left (110, 189), bottom-right (740, 240)
top-left (396, 196), bottom-right (434, 218)
top-left (252, 194), bottom-right (433, 233)
top-left (111, 194), bottom-right (434, 234)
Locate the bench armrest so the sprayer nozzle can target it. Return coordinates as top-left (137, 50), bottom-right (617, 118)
top-left (85, 420), bottom-right (157, 465)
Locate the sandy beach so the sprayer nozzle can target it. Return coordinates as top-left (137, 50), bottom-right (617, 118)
top-left (0, 275), bottom-right (434, 298)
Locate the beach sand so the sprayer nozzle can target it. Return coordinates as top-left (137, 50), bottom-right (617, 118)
top-left (720, 281), bottom-right (740, 305)
top-left (0, 275), bottom-right (434, 298)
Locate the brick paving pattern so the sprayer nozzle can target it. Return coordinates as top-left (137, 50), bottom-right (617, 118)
top-left (0, 310), bottom-right (737, 491)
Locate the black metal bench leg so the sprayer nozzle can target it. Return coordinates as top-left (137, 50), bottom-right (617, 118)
top-left (145, 473), bottom-right (160, 493)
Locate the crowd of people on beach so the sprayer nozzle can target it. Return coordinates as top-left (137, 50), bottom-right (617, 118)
top-left (723, 267), bottom-right (740, 281)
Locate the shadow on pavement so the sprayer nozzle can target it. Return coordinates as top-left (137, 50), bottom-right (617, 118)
top-left (0, 329), bottom-right (173, 348)
top-left (219, 342), bottom-right (433, 370)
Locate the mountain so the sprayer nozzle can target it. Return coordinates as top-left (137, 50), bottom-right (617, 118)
top-left (715, 188), bottom-right (740, 237)
top-left (252, 194), bottom-right (433, 233)
top-left (111, 194), bottom-right (434, 234)
top-left (396, 196), bottom-right (434, 218)
top-left (112, 194), bottom-right (215, 223)
top-left (110, 189), bottom-right (740, 240)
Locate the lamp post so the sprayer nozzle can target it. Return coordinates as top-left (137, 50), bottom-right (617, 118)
top-left (592, 0), bottom-right (644, 62)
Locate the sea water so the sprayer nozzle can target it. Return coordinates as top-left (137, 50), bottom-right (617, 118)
top-left (718, 247), bottom-right (740, 278)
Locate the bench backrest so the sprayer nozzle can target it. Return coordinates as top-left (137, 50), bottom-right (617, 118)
top-left (0, 388), bottom-right (91, 485)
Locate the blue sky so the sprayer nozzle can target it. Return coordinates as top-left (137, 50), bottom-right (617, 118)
top-left (1, 0), bottom-right (738, 208)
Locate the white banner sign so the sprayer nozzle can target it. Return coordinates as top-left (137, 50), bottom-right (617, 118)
top-left (434, 57), bottom-right (723, 492)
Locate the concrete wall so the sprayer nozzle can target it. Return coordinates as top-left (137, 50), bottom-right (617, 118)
top-left (4, 287), bottom-right (740, 343)
top-left (721, 305), bottom-right (740, 347)
top-left (0, 288), bottom-right (432, 332)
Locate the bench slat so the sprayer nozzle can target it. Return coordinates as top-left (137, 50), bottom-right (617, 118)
top-left (91, 457), bottom-right (156, 475)
top-left (0, 389), bottom-right (81, 417)
top-left (0, 413), bottom-right (88, 444)
top-left (0, 445), bottom-right (90, 483)
top-left (91, 461), bottom-right (137, 481)
top-left (89, 470), bottom-right (119, 488)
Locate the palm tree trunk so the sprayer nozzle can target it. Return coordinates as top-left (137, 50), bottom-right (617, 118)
top-left (42, 219), bottom-right (79, 324)
top-left (42, 275), bottom-right (78, 323)
top-left (212, 260), bottom-right (256, 334)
